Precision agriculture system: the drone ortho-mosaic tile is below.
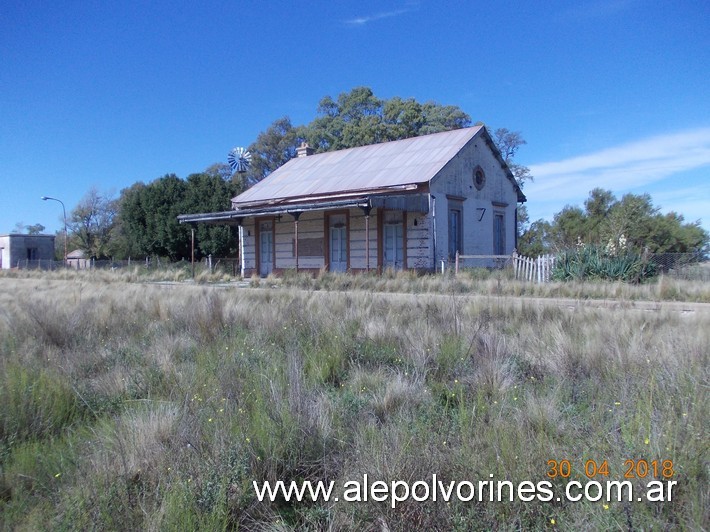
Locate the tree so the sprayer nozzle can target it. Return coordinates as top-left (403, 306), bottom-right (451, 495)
top-left (69, 188), bottom-right (118, 259)
top-left (548, 206), bottom-right (588, 250)
top-left (246, 117), bottom-right (300, 186)
top-left (26, 223), bottom-right (46, 235)
top-left (493, 127), bottom-right (533, 190)
top-left (582, 188), bottom-right (615, 242)
top-left (118, 175), bottom-right (190, 260)
top-left (53, 228), bottom-right (66, 260)
top-left (247, 87), bottom-right (473, 181)
top-left (183, 171), bottom-right (240, 257)
top-left (584, 188), bottom-right (615, 218)
top-left (204, 161), bottom-right (240, 185)
top-left (12, 222), bottom-right (46, 234)
top-left (517, 219), bottom-right (552, 257)
top-left (305, 87), bottom-right (472, 151)
top-left (418, 102), bottom-right (471, 135)
top-left (491, 127), bottom-right (534, 253)
top-left (312, 87), bottom-right (386, 149)
top-left (116, 168), bottom-right (241, 260)
top-left (524, 189), bottom-right (709, 256)
top-left (493, 128), bottom-right (526, 161)
top-left (382, 97), bottom-right (424, 139)
top-left (602, 193), bottom-right (657, 250)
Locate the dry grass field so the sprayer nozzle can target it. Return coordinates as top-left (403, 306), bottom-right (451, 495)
top-left (0, 271), bottom-right (708, 530)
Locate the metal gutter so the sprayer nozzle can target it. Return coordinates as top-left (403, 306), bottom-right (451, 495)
top-left (178, 198), bottom-right (372, 225)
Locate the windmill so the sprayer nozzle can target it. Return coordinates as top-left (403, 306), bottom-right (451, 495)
top-left (228, 146), bottom-right (252, 174)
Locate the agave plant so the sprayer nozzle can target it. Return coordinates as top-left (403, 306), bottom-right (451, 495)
top-left (552, 245), bottom-right (657, 283)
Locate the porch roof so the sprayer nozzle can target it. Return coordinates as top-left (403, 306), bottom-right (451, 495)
top-left (178, 198), bottom-right (370, 225)
top-left (178, 193), bottom-right (429, 225)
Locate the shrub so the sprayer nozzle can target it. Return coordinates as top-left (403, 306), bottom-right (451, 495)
top-left (552, 245), bottom-right (657, 283)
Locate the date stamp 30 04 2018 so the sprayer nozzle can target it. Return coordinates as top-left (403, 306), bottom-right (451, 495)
top-left (546, 459), bottom-right (675, 480)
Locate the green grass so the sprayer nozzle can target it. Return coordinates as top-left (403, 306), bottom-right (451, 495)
top-left (0, 274), bottom-right (708, 530)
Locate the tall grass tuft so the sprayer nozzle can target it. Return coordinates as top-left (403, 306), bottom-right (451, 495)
top-left (0, 364), bottom-right (80, 443)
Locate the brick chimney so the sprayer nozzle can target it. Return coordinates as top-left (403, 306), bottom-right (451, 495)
top-left (296, 142), bottom-right (314, 157)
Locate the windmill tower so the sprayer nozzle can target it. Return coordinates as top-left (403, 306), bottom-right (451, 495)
top-left (228, 147), bottom-right (252, 278)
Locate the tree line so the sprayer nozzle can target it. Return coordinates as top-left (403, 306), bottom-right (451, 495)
top-left (519, 188), bottom-right (708, 257)
top-left (19, 87), bottom-right (706, 261)
top-left (44, 87), bottom-right (518, 261)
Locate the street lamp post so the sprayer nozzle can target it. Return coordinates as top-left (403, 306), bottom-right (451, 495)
top-left (41, 196), bottom-right (67, 264)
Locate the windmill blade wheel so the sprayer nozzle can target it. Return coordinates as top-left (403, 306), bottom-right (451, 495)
top-left (228, 147), bottom-right (252, 174)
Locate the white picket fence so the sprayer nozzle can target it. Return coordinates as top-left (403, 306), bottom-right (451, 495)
top-left (452, 251), bottom-right (555, 283)
top-left (512, 252), bottom-right (556, 283)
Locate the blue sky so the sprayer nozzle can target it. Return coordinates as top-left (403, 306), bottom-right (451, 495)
top-left (1, 0), bottom-right (708, 235)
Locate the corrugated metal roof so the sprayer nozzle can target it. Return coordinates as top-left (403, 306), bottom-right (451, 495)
top-left (232, 126), bottom-right (485, 207)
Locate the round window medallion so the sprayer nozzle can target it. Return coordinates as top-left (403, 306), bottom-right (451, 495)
top-left (474, 168), bottom-right (486, 190)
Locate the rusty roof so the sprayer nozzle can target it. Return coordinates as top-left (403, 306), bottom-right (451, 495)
top-left (232, 125), bottom-right (512, 208)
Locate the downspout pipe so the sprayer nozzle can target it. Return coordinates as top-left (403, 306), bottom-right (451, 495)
top-left (431, 194), bottom-right (437, 272)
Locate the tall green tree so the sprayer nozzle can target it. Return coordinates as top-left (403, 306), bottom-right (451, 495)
top-left (117, 169), bottom-right (241, 260)
top-left (246, 117), bottom-right (300, 186)
top-left (517, 219), bottom-right (552, 257)
top-left (247, 87), bottom-right (473, 180)
top-left (118, 175), bottom-right (190, 260)
top-left (183, 171), bottom-right (240, 257)
top-left (548, 205), bottom-right (588, 250)
top-left (382, 97), bottom-right (424, 139)
top-left (307, 87), bottom-right (386, 150)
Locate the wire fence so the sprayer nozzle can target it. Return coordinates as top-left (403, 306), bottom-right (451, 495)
top-left (7, 259), bottom-right (69, 271)
top-left (8, 252), bottom-right (709, 282)
top-left (648, 252), bottom-right (709, 281)
top-left (10, 256), bottom-right (241, 276)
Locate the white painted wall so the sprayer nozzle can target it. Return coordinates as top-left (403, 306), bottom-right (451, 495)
top-left (429, 134), bottom-right (519, 268)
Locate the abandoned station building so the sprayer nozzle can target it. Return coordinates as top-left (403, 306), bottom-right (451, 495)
top-left (179, 126), bottom-right (526, 277)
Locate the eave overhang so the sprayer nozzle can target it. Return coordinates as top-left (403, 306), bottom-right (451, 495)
top-left (178, 190), bottom-right (430, 226)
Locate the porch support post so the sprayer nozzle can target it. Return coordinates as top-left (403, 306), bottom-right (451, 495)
top-left (291, 211), bottom-right (302, 273)
top-left (362, 205), bottom-right (372, 272)
top-left (191, 226), bottom-right (195, 279)
top-left (237, 219), bottom-right (245, 278)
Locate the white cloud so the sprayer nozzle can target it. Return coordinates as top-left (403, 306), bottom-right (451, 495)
top-left (650, 184), bottom-right (710, 225)
top-left (528, 128), bottom-right (710, 201)
top-left (345, 4), bottom-right (418, 25)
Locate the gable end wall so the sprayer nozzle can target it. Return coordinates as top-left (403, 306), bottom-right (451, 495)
top-left (429, 135), bottom-right (519, 265)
